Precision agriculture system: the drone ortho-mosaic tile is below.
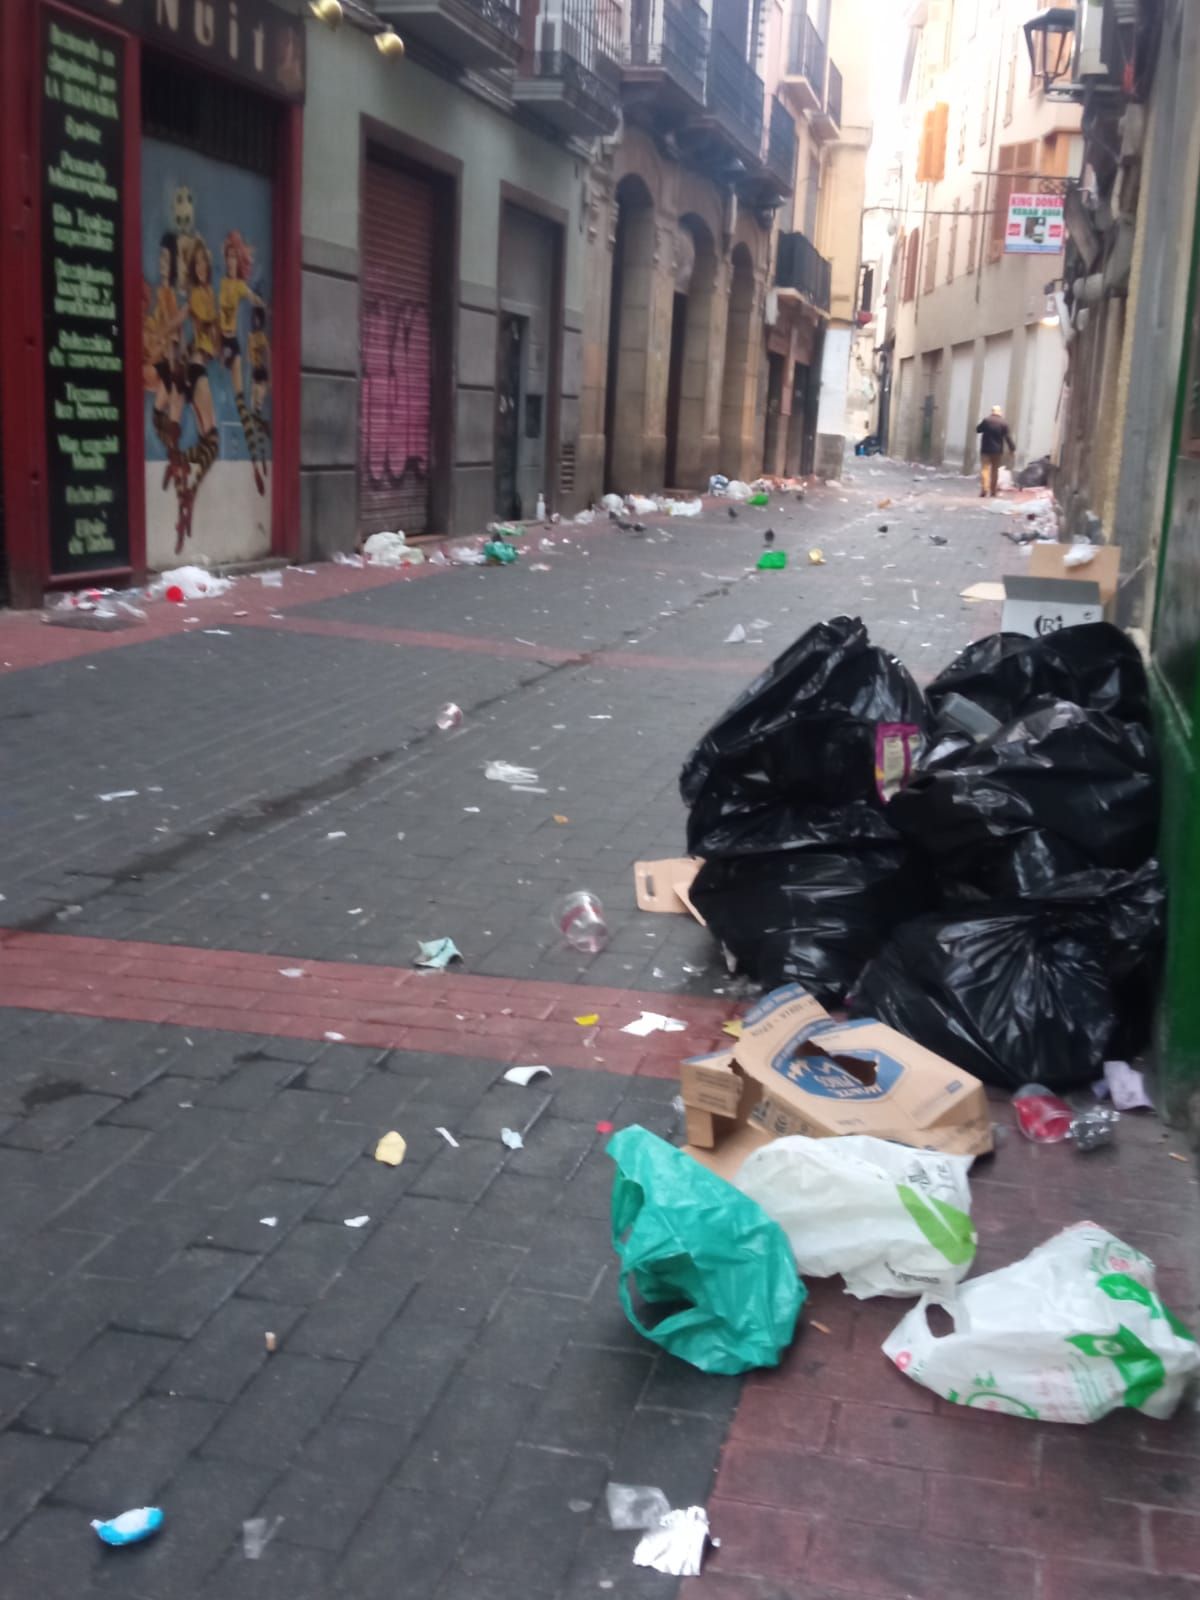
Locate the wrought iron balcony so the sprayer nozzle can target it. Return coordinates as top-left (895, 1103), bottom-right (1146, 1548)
top-left (776, 229), bottom-right (831, 311)
top-left (765, 95), bottom-right (797, 190)
top-left (513, 0), bottom-right (622, 136)
top-left (782, 11), bottom-right (825, 115)
top-left (376, 0), bottom-right (521, 71)
top-left (705, 29), bottom-right (764, 165)
top-left (625, 0), bottom-right (709, 109)
top-left (812, 56), bottom-right (841, 139)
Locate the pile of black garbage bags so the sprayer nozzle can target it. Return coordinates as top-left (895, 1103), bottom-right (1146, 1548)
top-left (680, 616), bottom-right (1164, 1093)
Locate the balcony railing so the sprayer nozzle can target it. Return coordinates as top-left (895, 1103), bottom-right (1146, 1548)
top-left (776, 229), bottom-right (831, 311)
top-left (825, 58), bottom-right (842, 128)
top-left (787, 11), bottom-right (826, 95)
top-left (766, 95), bottom-right (797, 187)
top-left (706, 30), bottom-right (764, 160)
top-left (516, 0), bottom-right (622, 134)
top-left (377, 0), bottom-right (520, 68)
top-left (627, 0), bottom-right (709, 106)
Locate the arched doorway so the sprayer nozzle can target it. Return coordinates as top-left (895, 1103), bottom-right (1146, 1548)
top-left (604, 176), bottom-right (656, 492)
top-left (720, 243), bottom-right (756, 479)
top-left (665, 215), bottom-right (719, 490)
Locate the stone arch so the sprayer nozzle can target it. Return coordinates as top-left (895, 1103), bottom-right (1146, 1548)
top-left (604, 174), bottom-right (659, 491)
top-left (666, 213), bottom-right (721, 489)
top-left (720, 242), bottom-right (758, 480)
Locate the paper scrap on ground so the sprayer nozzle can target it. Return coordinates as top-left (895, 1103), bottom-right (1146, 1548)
top-left (278, 968), bottom-right (304, 979)
top-left (607, 1484), bottom-right (672, 1531)
top-left (622, 1011), bottom-right (686, 1037)
top-left (435, 1126), bottom-right (460, 1148)
top-left (259, 569), bottom-right (283, 587)
top-left (152, 565), bottom-right (232, 600)
top-left (633, 1507), bottom-right (713, 1577)
top-left (1104, 1059), bottom-right (1154, 1111)
top-left (326, 831), bottom-right (347, 840)
top-left (242, 1517), bottom-right (284, 1561)
top-left (503, 1065), bottom-right (552, 1087)
top-left (575, 1013), bottom-right (600, 1027)
top-left (324, 1031), bottom-right (345, 1042)
top-left (500, 1128), bottom-right (524, 1150)
top-left (724, 624), bottom-right (747, 644)
top-left (98, 790), bottom-right (138, 802)
top-left (343, 1215), bottom-right (370, 1228)
top-left (960, 580), bottom-right (1006, 602)
top-left (721, 1019), bottom-right (743, 1038)
top-left (259, 1217), bottom-right (278, 1228)
top-left (415, 937), bottom-right (462, 970)
top-left (374, 1130), bottom-right (407, 1166)
top-left (485, 760), bottom-right (540, 786)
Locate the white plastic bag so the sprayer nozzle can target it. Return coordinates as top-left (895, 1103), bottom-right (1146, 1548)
top-left (363, 531), bottom-right (425, 567)
top-left (883, 1222), bottom-right (1200, 1423)
top-left (150, 564), bottom-right (232, 600)
top-left (735, 1135), bottom-right (975, 1299)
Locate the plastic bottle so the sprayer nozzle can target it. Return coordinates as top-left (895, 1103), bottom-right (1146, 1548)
top-left (435, 703), bottom-right (463, 731)
top-left (536, 492), bottom-right (547, 521)
top-left (555, 890), bottom-right (609, 954)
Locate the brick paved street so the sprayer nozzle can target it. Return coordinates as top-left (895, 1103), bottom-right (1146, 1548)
top-left (0, 460), bottom-right (1197, 1599)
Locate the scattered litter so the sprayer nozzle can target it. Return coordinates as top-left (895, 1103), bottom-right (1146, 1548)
top-left (343, 1215), bottom-right (370, 1228)
top-left (1104, 1060), bottom-right (1153, 1111)
top-left (97, 790), bottom-right (138, 802)
top-left (259, 1217), bottom-right (278, 1228)
top-left (589, 714), bottom-right (613, 720)
top-left (485, 760), bottom-right (540, 786)
top-left (503, 1065), bottom-right (552, 1086)
top-left (500, 1128), bottom-right (524, 1150)
top-left (883, 1222), bottom-right (1200, 1423)
top-left (574, 508), bottom-right (596, 524)
top-left (627, 495), bottom-right (658, 516)
top-left (1012, 1084), bottom-right (1072, 1143)
top-left (43, 590), bottom-right (143, 630)
top-left (621, 1011), bottom-right (686, 1036)
top-left (202, 627), bottom-right (231, 635)
top-left (450, 545), bottom-right (487, 566)
top-left (363, 530), bottom-right (425, 567)
top-left (556, 889), bottom-right (609, 954)
top-left (326, 831), bottom-right (347, 840)
top-left (484, 539), bottom-right (519, 564)
top-left (415, 937), bottom-right (462, 970)
top-left (374, 1131), bottom-right (407, 1166)
top-left (264, 1331), bottom-right (278, 1352)
top-left (607, 1483), bottom-right (672, 1531)
top-left (811, 1320), bottom-right (832, 1335)
top-left (1064, 543), bottom-right (1097, 568)
top-left (259, 568), bottom-right (284, 587)
top-left (553, 813), bottom-right (569, 824)
top-left (332, 550), bottom-right (364, 567)
top-left (596, 1119), bottom-right (615, 1134)
top-left (721, 1020), bottom-right (743, 1038)
top-left (601, 493), bottom-right (625, 513)
top-left (150, 565), bottom-right (232, 601)
top-left (747, 492), bottom-right (769, 508)
top-left (463, 806), bottom-right (481, 813)
top-left (242, 1517), bottom-right (284, 1561)
top-left (756, 549), bottom-right (787, 570)
top-left (575, 1013), bottom-right (600, 1027)
top-left (609, 1126), bottom-right (803, 1372)
top-left (324, 1031), bottom-right (346, 1042)
top-left (529, 562), bottom-right (551, 572)
top-left (1070, 1106), bottom-right (1120, 1152)
top-left (633, 1506), bottom-right (714, 1577)
top-left (724, 480), bottom-right (751, 501)
top-left (735, 1135), bottom-right (976, 1298)
top-left (929, 534), bottom-right (948, 546)
top-left (724, 624), bottom-right (747, 644)
top-left (708, 474), bottom-right (730, 495)
top-left (91, 1508), bottom-right (163, 1547)
top-left (665, 497), bottom-right (703, 517)
top-left (1169, 1152), bottom-right (1189, 1162)
top-left (877, 498), bottom-right (892, 509)
top-left (346, 907), bottom-right (363, 916)
top-left (568, 1499), bottom-right (592, 1515)
top-left (278, 968), bottom-right (304, 980)
top-left (807, 548), bottom-right (826, 564)
top-left (435, 1126), bottom-right (460, 1148)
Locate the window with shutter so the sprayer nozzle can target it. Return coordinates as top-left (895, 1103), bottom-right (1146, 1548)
top-left (924, 213), bottom-right (940, 294)
top-left (902, 228), bottom-right (920, 302)
top-left (989, 141), bottom-right (1036, 262)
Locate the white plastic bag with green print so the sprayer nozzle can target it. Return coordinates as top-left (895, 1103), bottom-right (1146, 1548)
top-left (734, 1134), bottom-right (976, 1299)
top-left (883, 1222), bottom-right (1200, 1424)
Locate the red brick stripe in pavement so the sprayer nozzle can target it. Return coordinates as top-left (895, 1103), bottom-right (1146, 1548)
top-left (0, 930), bottom-right (735, 1076)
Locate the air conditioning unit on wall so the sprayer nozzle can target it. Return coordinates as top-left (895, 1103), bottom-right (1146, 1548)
top-left (1078, 1), bottom-right (1108, 78)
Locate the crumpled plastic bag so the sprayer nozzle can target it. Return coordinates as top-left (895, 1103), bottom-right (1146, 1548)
top-left (149, 564), bottom-right (232, 600)
top-left (633, 1506), bottom-right (712, 1576)
top-left (883, 1221), bottom-right (1200, 1424)
top-left (363, 531), bottom-right (425, 567)
top-left (607, 1126), bottom-right (804, 1374)
top-left (889, 699), bottom-right (1159, 897)
top-left (849, 861), bottom-right (1166, 1091)
top-left (926, 624), bottom-right (1150, 730)
top-left (735, 1134), bottom-right (976, 1299)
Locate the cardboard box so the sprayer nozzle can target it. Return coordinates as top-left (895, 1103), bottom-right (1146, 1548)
top-left (633, 858), bottom-right (706, 925)
top-left (680, 983), bottom-right (994, 1179)
top-left (1027, 542), bottom-right (1120, 618)
top-left (1001, 574), bottom-right (1103, 638)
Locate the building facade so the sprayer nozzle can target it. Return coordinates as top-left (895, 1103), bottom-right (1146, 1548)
top-left (885, 0), bottom-right (1081, 476)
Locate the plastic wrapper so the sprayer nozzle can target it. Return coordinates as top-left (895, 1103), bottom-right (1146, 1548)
top-left (91, 1507), bottom-right (164, 1546)
top-left (849, 862), bottom-right (1166, 1092)
top-left (889, 699), bottom-right (1159, 896)
top-left (734, 1135), bottom-right (976, 1299)
top-left (883, 1222), bottom-right (1199, 1424)
top-left (680, 616), bottom-right (929, 858)
top-left (633, 1507), bottom-right (712, 1576)
top-left (926, 623), bottom-right (1150, 730)
top-left (607, 1125), bottom-right (805, 1374)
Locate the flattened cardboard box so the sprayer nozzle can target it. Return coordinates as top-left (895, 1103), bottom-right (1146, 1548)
top-left (1026, 542), bottom-right (1120, 619)
top-left (682, 983), bottom-right (993, 1178)
top-left (633, 858), bottom-right (705, 924)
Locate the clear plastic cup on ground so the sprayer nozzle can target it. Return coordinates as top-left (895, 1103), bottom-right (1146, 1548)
top-left (555, 890), bottom-right (609, 954)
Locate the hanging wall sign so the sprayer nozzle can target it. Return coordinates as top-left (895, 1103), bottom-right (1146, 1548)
top-left (1004, 192), bottom-right (1065, 255)
top-left (41, 9), bottom-right (130, 574)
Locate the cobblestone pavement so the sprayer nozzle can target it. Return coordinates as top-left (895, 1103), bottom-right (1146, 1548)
top-left (0, 460), bottom-right (1197, 1599)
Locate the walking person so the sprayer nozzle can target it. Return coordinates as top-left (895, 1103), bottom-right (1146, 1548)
top-left (976, 404), bottom-right (1015, 497)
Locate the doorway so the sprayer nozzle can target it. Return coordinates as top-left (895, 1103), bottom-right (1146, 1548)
top-left (664, 293), bottom-right (688, 488)
top-left (605, 176), bottom-right (656, 491)
top-left (495, 313), bottom-right (525, 519)
top-left (496, 202), bottom-right (560, 519)
top-left (763, 351), bottom-right (785, 474)
top-left (720, 243), bottom-right (756, 477)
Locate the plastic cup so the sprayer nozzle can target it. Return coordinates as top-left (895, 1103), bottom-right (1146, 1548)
top-left (556, 890), bottom-right (609, 954)
top-left (435, 703), bottom-right (463, 731)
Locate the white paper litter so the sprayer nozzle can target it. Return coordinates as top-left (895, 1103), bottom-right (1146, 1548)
top-left (324, 1031), bottom-right (346, 1042)
top-left (278, 968), bottom-right (304, 979)
top-left (242, 1517), bottom-right (284, 1561)
top-left (450, 545), bottom-right (487, 565)
top-left (574, 508), bottom-right (596, 524)
top-left (724, 624), bottom-right (747, 644)
top-left (363, 530), bottom-right (426, 567)
top-left (500, 1128), bottom-right (524, 1150)
top-left (621, 1011), bottom-right (687, 1037)
top-left (1064, 543), bottom-right (1097, 568)
top-left (258, 569), bottom-right (284, 587)
top-left (435, 1126), bottom-right (460, 1148)
top-left (343, 1215), bottom-right (370, 1228)
top-left (665, 497), bottom-right (703, 517)
top-left (98, 790), bottom-right (138, 802)
top-left (600, 493), bottom-right (624, 513)
top-left (503, 1065), bottom-right (552, 1086)
top-left (259, 1217), bottom-right (278, 1228)
top-left (724, 480), bottom-right (751, 501)
top-left (326, 831), bottom-right (347, 840)
top-left (1104, 1059), bottom-right (1154, 1111)
top-left (633, 1507), bottom-right (713, 1577)
top-left (202, 628), bottom-right (231, 636)
top-left (627, 494), bottom-right (658, 516)
top-left (606, 1484), bottom-right (672, 1531)
top-left (151, 564), bottom-right (233, 600)
top-left (332, 550), bottom-right (364, 567)
top-left (485, 760), bottom-right (540, 786)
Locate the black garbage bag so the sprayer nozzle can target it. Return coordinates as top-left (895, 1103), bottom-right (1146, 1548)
top-left (848, 861), bottom-right (1166, 1092)
top-left (681, 616), bottom-right (929, 858)
top-left (689, 804), bottom-right (930, 1005)
top-left (926, 624), bottom-right (1150, 730)
top-left (888, 699), bottom-right (1159, 896)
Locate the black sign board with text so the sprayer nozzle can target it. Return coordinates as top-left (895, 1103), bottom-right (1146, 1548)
top-left (41, 9), bottom-right (130, 575)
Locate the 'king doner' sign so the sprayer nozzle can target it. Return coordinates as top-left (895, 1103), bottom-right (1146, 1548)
top-left (1004, 192), bottom-right (1065, 255)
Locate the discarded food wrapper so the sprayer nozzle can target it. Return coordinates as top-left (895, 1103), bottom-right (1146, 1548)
top-left (1104, 1059), bottom-right (1153, 1111)
top-left (243, 1516), bottom-right (283, 1560)
top-left (91, 1507), bottom-right (164, 1547)
top-left (632, 858), bottom-right (705, 924)
top-left (150, 564), bottom-right (232, 601)
top-left (415, 937), bottom-right (461, 970)
top-left (606, 1483), bottom-right (672, 1531)
top-left (375, 1131), bottom-right (408, 1165)
top-left (608, 1125), bottom-right (805, 1373)
top-left (503, 1065), bottom-right (552, 1087)
top-left (633, 1506), bottom-right (714, 1577)
top-left (883, 1221), bottom-right (1200, 1423)
top-left (363, 530), bottom-right (425, 567)
top-left (621, 1011), bottom-right (686, 1037)
top-left (735, 1134), bottom-right (976, 1299)
top-left (808, 548), bottom-right (826, 564)
top-left (500, 1127), bottom-right (524, 1150)
top-left (575, 1013), bottom-right (600, 1027)
top-left (756, 549), bottom-right (787, 569)
top-left (1070, 1107), bottom-right (1120, 1151)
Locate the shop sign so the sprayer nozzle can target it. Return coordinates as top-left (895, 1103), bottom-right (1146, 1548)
top-left (60, 0), bottom-right (304, 100)
top-left (1004, 192), bottom-right (1065, 255)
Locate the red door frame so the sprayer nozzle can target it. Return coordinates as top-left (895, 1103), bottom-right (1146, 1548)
top-left (0, 0), bottom-right (301, 607)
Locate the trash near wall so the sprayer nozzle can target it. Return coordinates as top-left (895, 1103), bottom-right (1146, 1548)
top-left (883, 1222), bottom-right (1200, 1424)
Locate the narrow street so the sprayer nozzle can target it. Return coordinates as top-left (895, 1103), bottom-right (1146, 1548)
top-left (0, 461), bottom-right (1197, 1599)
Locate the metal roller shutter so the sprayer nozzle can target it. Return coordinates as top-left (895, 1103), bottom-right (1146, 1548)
top-left (360, 158), bottom-right (435, 536)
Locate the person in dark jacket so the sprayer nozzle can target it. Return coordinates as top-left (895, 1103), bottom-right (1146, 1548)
top-left (976, 405), bottom-right (1016, 496)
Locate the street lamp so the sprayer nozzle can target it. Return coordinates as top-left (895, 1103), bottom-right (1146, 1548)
top-left (1023, 7), bottom-right (1077, 93)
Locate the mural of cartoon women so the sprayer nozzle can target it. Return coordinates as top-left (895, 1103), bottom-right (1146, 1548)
top-left (219, 230), bottom-right (269, 494)
top-left (143, 232), bottom-right (188, 493)
top-left (175, 237), bottom-right (220, 550)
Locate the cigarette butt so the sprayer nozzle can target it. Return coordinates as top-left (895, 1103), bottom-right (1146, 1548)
top-left (1168, 1152), bottom-right (1189, 1163)
top-left (810, 1320), bottom-right (832, 1335)
top-left (264, 1331), bottom-right (278, 1352)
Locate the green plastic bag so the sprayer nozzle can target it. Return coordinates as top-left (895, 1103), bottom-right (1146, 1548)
top-left (747, 492), bottom-right (770, 507)
top-left (607, 1125), bottom-right (806, 1374)
top-left (483, 540), bottom-right (518, 564)
top-left (756, 549), bottom-right (788, 570)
